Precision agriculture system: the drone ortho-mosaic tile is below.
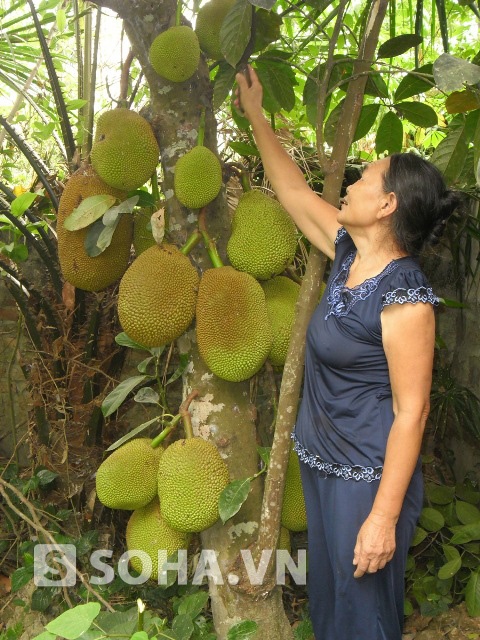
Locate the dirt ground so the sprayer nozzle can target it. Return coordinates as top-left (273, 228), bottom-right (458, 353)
top-left (402, 604), bottom-right (480, 640)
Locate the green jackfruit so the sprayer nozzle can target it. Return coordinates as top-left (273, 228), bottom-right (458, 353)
top-left (90, 108), bottom-right (159, 192)
top-left (281, 448), bottom-right (307, 532)
top-left (126, 498), bottom-right (189, 581)
top-left (195, 0), bottom-right (235, 60)
top-left (158, 438), bottom-right (230, 533)
top-left (174, 146), bottom-right (223, 209)
top-left (277, 526), bottom-right (291, 553)
top-left (227, 190), bottom-right (297, 280)
top-left (133, 209), bottom-right (157, 256)
top-left (96, 438), bottom-right (163, 510)
top-left (57, 166), bottom-right (132, 292)
top-left (149, 26), bottom-right (200, 82)
top-left (118, 244), bottom-right (199, 348)
top-left (261, 276), bottom-right (300, 367)
top-left (196, 267), bottom-right (273, 382)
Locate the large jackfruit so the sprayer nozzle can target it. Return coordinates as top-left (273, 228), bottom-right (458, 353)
top-left (90, 108), bottom-right (159, 192)
top-left (126, 498), bottom-right (189, 581)
top-left (227, 190), bottom-right (297, 280)
top-left (96, 438), bottom-right (163, 510)
top-left (261, 276), bottom-right (300, 367)
top-left (118, 244), bottom-right (199, 348)
top-left (174, 146), bottom-right (223, 209)
top-left (195, 0), bottom-right (235, 60)
top-left (158, 438), bottom-right (230, 533)
top-left (281, 449), bottom-right (307, 532)
top-left (57, 166), bottom-right (133, 291)
top-left (149, 26), bottom-right (200, 83)
top-left (196, 267), bottom-right (273, 382)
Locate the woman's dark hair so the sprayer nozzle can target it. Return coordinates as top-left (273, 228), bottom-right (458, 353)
top-left (382, 153), bottom-right (461, 256)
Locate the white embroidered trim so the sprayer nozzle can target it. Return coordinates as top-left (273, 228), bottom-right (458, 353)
top-left (382, 286), bottom-right (438, 308)
top-left (291, 432), bottom-right (383, 482)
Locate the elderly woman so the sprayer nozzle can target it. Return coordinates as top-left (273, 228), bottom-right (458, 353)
top-left (235, 67), bottom-right (459, 640)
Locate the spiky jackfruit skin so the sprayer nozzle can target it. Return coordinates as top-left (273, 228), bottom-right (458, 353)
top-left (90, 108), bottom-right (159, 192)
top-left (174, 146), bottom-right (222, 209)
top-left (195, 0), bottom-right (235, 60)
top-left (158, 438), bottom-right (230, 533)
top-left (133, 209), bottom-right (157, 256)
top-left (57, 166), bottom-right (132, 291)
top-left (126, 498), bottom-right (189, 581)
top-left (227, 190), bottom-right (297, 280)
top-left (281, 449), bottom-right (307, 532)
top-left (96, 438), bottom-right (163, 510)
top-left (261, 276), bottom-right (300, 367)
top-left (149, 26), bottom-right (200, 83)
top-left (118, 244), bottom-right (199, 348)
top-left (196, 267), bottom-right (273, 382)
top-left (277, 526), bottom-right (291, 553)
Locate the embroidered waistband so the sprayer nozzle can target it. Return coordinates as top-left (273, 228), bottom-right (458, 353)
top-left (291, 432), bottom-right (383, 482)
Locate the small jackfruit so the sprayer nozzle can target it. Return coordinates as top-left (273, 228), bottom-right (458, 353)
top-left (277, 526), bottom-right (291, 554)
top-left (281, 449), bottom-right (307, 532)
top-left (195, 0), bottom-right (235, 60)
top-left (227, 190), bottom-right (297, 280)
top-left (158, 437), bottom-right (230, 533)
top-left (149, 26), bottom-right (200, 83)
top-left (196, 267), bottom-right (273, 382)
top-left (174, 146), bottom-right (223, 209)
top-left (57, 166), bottom-right (133, 291)
top-left (261, 276), bottom-right (300, 367)
top-left (90, 108), bottom-right (159, 192)
top-left (126, 498), bottom-right (189, 581)
top-left (96, 438), bottom-right (163, 510)
top-left (118, 244), bottom-right (199, 348)
top-left (133, 209), bottom-right (157, 255)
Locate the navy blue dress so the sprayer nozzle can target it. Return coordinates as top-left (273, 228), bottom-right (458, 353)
top-left (292, 227), bottom-right (437, 640)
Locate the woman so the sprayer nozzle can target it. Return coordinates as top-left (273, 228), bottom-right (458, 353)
top-left (235, 67), bottom-right (459, 639)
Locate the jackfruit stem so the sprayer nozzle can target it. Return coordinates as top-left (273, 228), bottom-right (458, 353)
top-left (197, 108), bottom-right (206, 147)
top-left (150, 414), bottom-right (182, 448)
top-left (180, 388), bottom-right (199, 439)
top-left (198, 208), bottom-right (224, 268)
top-left (137, 599), bottom-right (145, 631)
top-left (151, 173), bottom-right (162, 209)
top-left (240, 170), bottom-right (252, 193)
top-left (182, 412), bottom-right (195, 440)
top-left (175, 1), bottom-right (183, 27)
top-left (180, 229), bottom-right (202, 255)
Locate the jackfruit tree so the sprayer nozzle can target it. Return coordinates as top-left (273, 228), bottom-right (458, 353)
top-left (2, 0), bottom-right (479, 637)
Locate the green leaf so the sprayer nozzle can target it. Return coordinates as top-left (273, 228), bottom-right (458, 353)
top-left (257, 446), bottom-right (271, 466)
top-left (137, 356), bottom-right (155, 373)
top-left (31, 633), bottom-right (57, 640)
top-left (394, 64), bottom-right (434, 102)
top-left (103, 196), bottom-right (139, 224)
top-left (324, 99), bottom-right (345, 147)
top-left (433, 53), bottom-right (480, 92)
top-left (255, 57), bottom-right (296, 112)
top-left (438, 557), bottom-right (462, 580)
top-left (172, 613), bottom-right (194, 640)
top-left (177, 591), bottom-right (209, 619)
top-left (1, 242), bottom-right (29, 263)
top-left (465, 570), bottom-right (480, 616)
top-left (105, 416), bottom-right (162, 451)
top-left (36, 469), bottom-right (58, 486)
top-left (46, 603), bottom-right (101, 639)
top-left (213, 62), bottom-right (237, 111)
top-left (85, 212), bottom-right (121, 257)
top-left (130, 633), bottom-right (149, 640)
top-left (394, 101), bottom-right (438, 127)
top-left (65, 98), bottom-right (88, 111)
top-left (419, 507), bottom-right (445, 532)
top-left (456, 500), bottom-right (480, 525)
top-left (430, 122), bottom-right (469, 186)
top-left (229, 141), bottom-right (260, 157)
top-left (101, 375), bottom-right (150, 417)
top-left (442, 544), bottom-right (461, 562)
top-left (455, 483), bottom-right (480, 505)
top-left (115, 332), bottom-right (149, 351)
top-left (410, 526), bottom-right (428, 546)
top-left (226, 620), bottom-right (258, 640)
top-left (63, 194), bottom-right (116, 231)
top-left (249, 0), bottom-right (275, 8)
top-left (11, 191), bottom-right (37, 217)
top-left (353, 103), bottom-right (380, 142)
top-left (220, 0), bottom-right (252, 67)
top-left (377, 34), bottom-right (423, 59)
top-left (375, 111), bottom-right (404, 155)
top-left (11, 565), bottom-right (34, 592)
top-left (425, 483), bottom-right (455, 505)
top-left (219, 478), bottom-right (251, 523)
top-left (31, 587), bottom-right (54, 612)
top-left (165, 353), bottom-right (189, 385)
top-left (450, 522), bottom-right (480, 544)
top-left (134, 387), bottom-right (160, 404)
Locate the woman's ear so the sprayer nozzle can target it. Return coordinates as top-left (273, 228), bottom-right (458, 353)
top-left (378, 191), bottom-right (397, 219)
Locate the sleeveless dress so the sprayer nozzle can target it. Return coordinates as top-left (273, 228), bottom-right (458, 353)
top-left (292, 227), bottom-right (437, 640)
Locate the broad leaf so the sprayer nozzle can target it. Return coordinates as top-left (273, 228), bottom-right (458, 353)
top-left (214, 62), bottom-right (237, 111)
top-left (105, 416), bottom-right (162, 451)
top-left (134, 387), bottom-right (160, 404)
top-left (229, 141), bottom-right (260, 157)
top-left (177, 591), bottom-right (209, 619)
top-left (455, 483), bottom-right (480, 505)
top-left (63, 194), bottom-right (116, 231)
top-left (425, 483), bottom-right (455, 505)
top-left (101, 375), bottom-right (150, 417)
top-left (433, 53), bottom-right (480, 92)
top-left (103, 196), bottom-right (139, 224)
top-left (115, 332), bottom-right (149, 350)
top-left (375, 111), bottom-right (403, 155)
top-left (394, 101), bottom-right (438, 127)
top-left (46, 603), bottom-right (101, 639)
top-left (377, 34), bottom-right (423, 59)
top-left (410, 526), bottom-right (428, 546)
top-left (11, 191), bottom-right (37, 217)
top-left (394, 64), bottom-right (434, 102)
top-left (324, 99), bottom-right (345, 147)
top-left (254, 56), bottom-right (296, 111)
top-left (437, 557), bottom-right (461, 580)
top-left (248, 0), bottom-right (275, 8)
top-left (450, 522), bottom-right (480, 544)
top-left (465, 570), bottom-right (480, 617)
top-left (446, 90), bottom-right (480, 114)
top-left (353, 103), bottom-right (380, 142)
top-left (172, 614), bottom-right (194, 639)
top-left (419, 507), bottom-right (445, 532)
top-left (219, 478), bottom-right (251, 523)
top-left (11, 565), bottom-right (34, 592)
top-left (456, 500), bottom-right (480, 525)
top-left (220, 0), bottom-right (252, 68)
top-left (430, 123), bottom-right (469, 186)
top-left (442, 544), bottom-right (461, 563)
top-left (227, 620), bottom-right (258, 640)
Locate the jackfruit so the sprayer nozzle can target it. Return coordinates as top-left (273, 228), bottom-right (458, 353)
top-left (149, 26), bottom-right (200, 83)
top-left (281, 448), bottom-right (307, 532)
top-left (158, 437), bottom-right (229, 532)
top-left (174, 146), bottom-right (223, 209)
top-left (227, 190), bottom-right (297, 280)
top-left (277, 526), bottom-right (291, 553)
top-left (57, 166), bottom-right (133, 291)
top-left (196, 267), bottom-right (273, 382)
top-left (126, 498), bottom-right (189, 581)
top-left (261, 276), bottom-right (300, 367)
top-left (133, 209), bottom-right (157, 255)
top-left (96, 438), bottom-right (163, 510)
top-left (90, 108), bottom-right (159, 192)
top-left (195, 0), bottom-right (235, 60)
top-left (118, 244), bottom-right (199, 348)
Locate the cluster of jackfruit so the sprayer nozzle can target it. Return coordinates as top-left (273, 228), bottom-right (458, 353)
top-left (96, 434), bottom-right (229, 581)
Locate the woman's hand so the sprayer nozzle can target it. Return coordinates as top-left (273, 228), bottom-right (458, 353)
top-left (234, 65), bottom-right (264, 121)
top-left (352, 512), bottom-right (397, 578)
